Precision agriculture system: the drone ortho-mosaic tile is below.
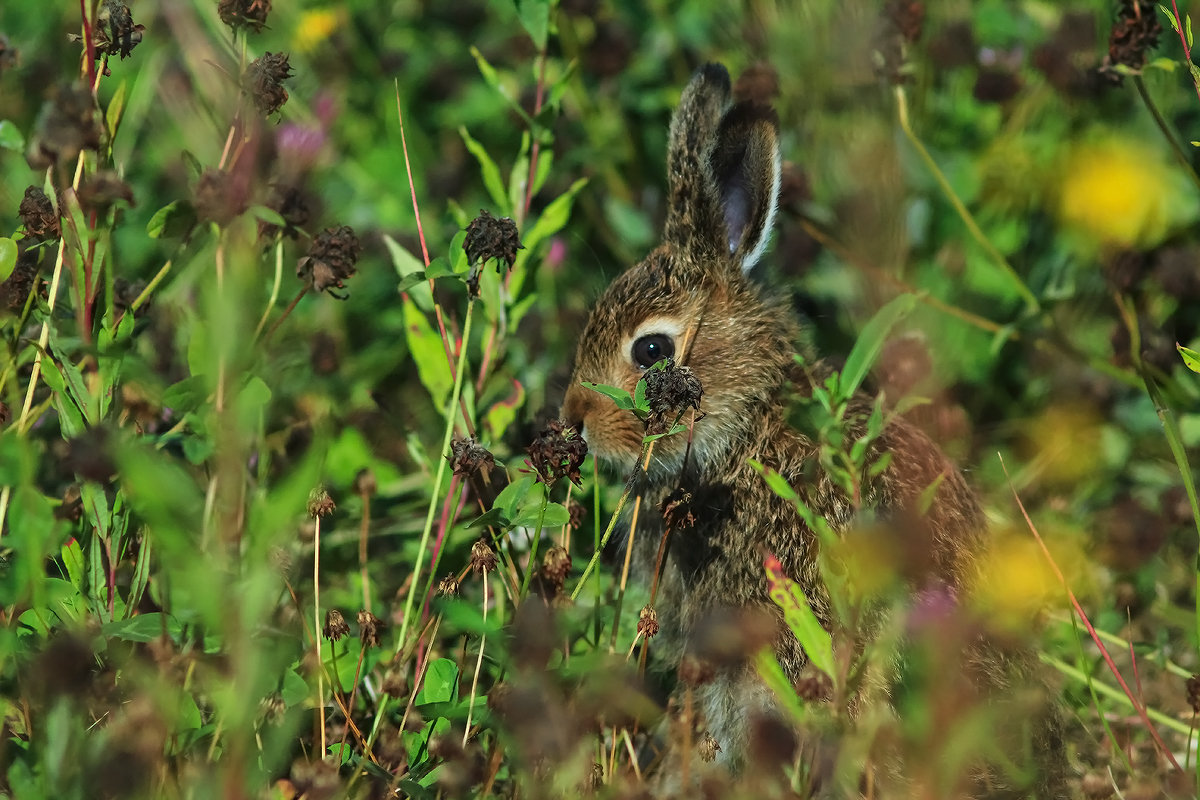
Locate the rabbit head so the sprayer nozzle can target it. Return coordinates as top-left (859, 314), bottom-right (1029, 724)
top-left (562, 64), bottom-right (794, 477)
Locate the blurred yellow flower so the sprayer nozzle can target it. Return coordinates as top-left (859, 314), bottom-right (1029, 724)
top-left (1057, 137), bottom-right (1197, 250)
top-left (972, 531), bottom-right (1082, 630)
top-left (293, 8), bottom-right (341, 53)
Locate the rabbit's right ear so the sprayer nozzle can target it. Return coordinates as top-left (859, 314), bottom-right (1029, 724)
top-left (663, 63), bottom-right (782, 276)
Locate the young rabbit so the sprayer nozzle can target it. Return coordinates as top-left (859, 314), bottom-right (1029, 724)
top-left (560, 64), bottom-right (1065, 796)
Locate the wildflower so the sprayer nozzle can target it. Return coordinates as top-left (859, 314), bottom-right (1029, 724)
top-left (637, 605), bottom-right (659, 639)
top-left (322, 610), bottom-right (349, 642)
top-left (540, 546), bottom-right (571, 592)
top-left (293, 8), bottom-right (341, 53)
top-left (243, 51), bottom-right (293, 117)
top-left (1101, 0), bottom-right (1160, 83)
top-left (463, 210), bottom-right (523, 297)
top-left (660, 488), bottom-right (696, 531)
top-left (525, 419), bottom-right (588, 486)
top-left (261, 182), bottom-right (312, 239)
top-left (18, 187), bottom-right (59, 241)
top-left (306, 486), bottom-right (335, 518)
top-left (437, 574), bottom-right (460, 596)
top-left (71, 0), bottom-right (144, 66)
top-left (449, 437), bottom-right (495, 479)
top-left (469, 539), bottom-right (498, 575)
top-left (218, 0), bottom-right (271, 33)
top-left (357, 610), bottom-right (384, 647)
top-left (297, 225), bottom-right (360, 297)
top-left (26, 82), bottom-right (103, 170)
top-left (643, 358), bottom-right (703, 434)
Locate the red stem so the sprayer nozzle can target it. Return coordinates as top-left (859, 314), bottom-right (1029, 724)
top-left (80, 0), bottom-right (97, 89)
top-left (523, 51), bottom-right (549, 216)
top-left (1169, 1), bottom-right (1200, 105)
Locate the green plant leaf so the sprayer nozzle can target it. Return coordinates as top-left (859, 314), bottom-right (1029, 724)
top-left (0, 238), bottom-right (16, 282)
top-left (414, 658), bottom-right (459, 706)
top-left (459, 126), bottom-right (511, 216)
top-left (494, 474), bottom-right (535, 516)
top-left (840, 294), bottom-right (919, 399)
top-left (403, 295), bottom-right (452, 408)
top-left (512, 502), bottom-right (570, 529)
top-left (749, 460), bottom-right (799, 502)
top-left (0, 120), bottom-right (23, 151)
top-left (764, 552), bottom-right (834, 679)
top-left (1179, 343), bottom-right (1200, 373)
top-left (146, 201), bottom-right (194, 239)
top-left (515, 0), bottom-right (550, 49)
top-left (582, 381), bottom-right (635, 411)
top-left (103, 613), bottom-right (175, 643)
top-left (105, 80), bottom-right (127, 139)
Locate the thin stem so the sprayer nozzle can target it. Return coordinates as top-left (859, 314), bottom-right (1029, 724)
top-left (571, 475), bottom-right (637, 602)
top-left (262, 286), bottom-right (308, 343)
top-left (1167, 0), bottom-right (1200, 105)
top-left (1133, 75), bottom-right (1200, 192)
top-left (253, 238), bottom-right (285, 339)
top-left (314, 514), bottom-right (326, 759)
top-left (519, 491), bottom-right (550, 597)
top-left (895, 86), bottom-right (1040, 313)
top-left (463, 570), bottom-right (488, 746)
top-left (359, 490), bottom-right (371, 613)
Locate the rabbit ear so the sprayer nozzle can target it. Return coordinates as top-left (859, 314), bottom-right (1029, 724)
top-left (710, 103), bottom-right (782, 272)
top-left (663, 63), bottom-right (782, 274)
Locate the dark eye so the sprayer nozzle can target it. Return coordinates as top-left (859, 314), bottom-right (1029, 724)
top-left (631, 334), bottom-right (675, 369)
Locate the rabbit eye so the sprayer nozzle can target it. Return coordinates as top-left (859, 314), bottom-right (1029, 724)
top-left (631, 334), bottom-right (675, 369)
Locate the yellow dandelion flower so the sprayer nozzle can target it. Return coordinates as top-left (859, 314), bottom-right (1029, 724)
top-left (293, 8), bottom-right (341, 53)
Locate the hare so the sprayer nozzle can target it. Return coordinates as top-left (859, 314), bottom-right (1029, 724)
top-left (560, 64), bottom-right (1065, 796)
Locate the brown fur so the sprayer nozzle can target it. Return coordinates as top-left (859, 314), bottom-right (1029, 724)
top-left (560, 63), bottom-right (1065, 797)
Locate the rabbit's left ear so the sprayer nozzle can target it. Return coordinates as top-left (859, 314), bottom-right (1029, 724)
top-left (710, 103), bottom-right (782, 273)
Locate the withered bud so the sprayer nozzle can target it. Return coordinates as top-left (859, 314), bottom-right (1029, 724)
top-left (795, 669), bottom-right (832, 703)
top-left (258, 692), bottom-right (286, 725)
top-left (297, 225), bottom-right (360, 297)
top-left (1101, 0), bottom-right (1161, 83)
top-left (382, 665), bottom-right (407, 698)
top-left (525, 419), bottom-right (588, 486)
top-left (469, 539), bottom-right (498, 575)
top-left (323, 609), bottom-right (349, 642)
top-left (698, 732), bottom-right (721, 763)
top-left (567, 499), bottom-right (586, 530)
top-left (354, 468), bottom-right (377, 497)
top-left (1187, 674), bottom-right (1200, 714)
top-left (261, 182), bottom-right (312, 240)
top-left (26, 82), bottom-right (103, 170)
top-left (586, 763), bottom-right (604, 792)
top-left (637, 605), bottom-right (659, 639)
top-left (19, 187), bottom-right (59, 240)
top-left (307, 486), bottom-right (335, 518)
top-left (643, 358), bottom-right (703, 435)
top-left (77, 170), bottom-right (134, 215)
top-left (357, 610), bottom-right (384, 647)
top-left (193, 169), bottom-right (248, 226)
top-left (660, 488), bottom-right (696, 531)
top-left (677, 654), bottom-right (715, 686)
top-left (449, 437), bottom-right (495, 479)
top-left (437, 574), bottom-right (461, 597)
top-left (72, 0), bottom-right (144, 64)
top-left (218, 0), bottom-right (271, 33)
top-left (244, 51), bottom-right (293, 116)
top-left (463, 209), bottom-right (523, 297)
top-left (540, 545), bottom-right (571, 589)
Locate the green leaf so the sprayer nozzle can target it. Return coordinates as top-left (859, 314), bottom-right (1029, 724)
top-left (494, 474), bottom-right (535, 516)
top-left (763, 552), bottom-right (835, 679)
top-left (1188, 14), bottom-right (1194, 48)
top-left (249, 204), bottom-right (286, 227)
top-left (518, 177), bottom-right (588, 263)
top-left (459, 127), bottom-right (511, 216)
top-left (1162, 5), bottom-right (1181, 34)
top-left (61, 538), bottom-right (85, 592)
top-left (425, 257), bottom-right (455, 279)
top-left (643, 423), bottom-right (689, 442)
top-left (414, 658), bottom-right (459, 706)
top-left (103, 613), bottom-right (173, 643)
top-left (105, 80), bottom-right (127, 139)
top-left (281, 668), bottom-right (309, 707)
top-left (0, 120), bottom-right (23, 151)
top-left (403, 295), bottom-right (452, 408)
top-left (146, 201), bottom-right (194, 239)
top-left (840, 294), bottom-right (919, 399)
top-left (515, 0), bottom-right (550, 49)
top-left (749, 459), bottom-right (799, 502)
top-left (512, 502), bottom-right (571, 529)
top-left (0, 238), bottom-right (16, 282)
top-left (466, 506), bottom-right (512, 530)
top-left (581, 381), bottom-right (635, 411)
top-left (1180, 343), bottom-right (1200, 373)
top-left (752, 648), bottom-right (809, 722)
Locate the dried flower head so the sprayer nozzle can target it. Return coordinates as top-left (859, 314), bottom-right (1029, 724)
top-left (637, 605), bottom-right (659, 639)
top-left (307, 486), bottom-right (335, 518)
top-left (77, 171), bottom-right (134, 215)
top-left (698, 732), bottom-right (721, 763)
top-left (540, 545), bottom-right (571, 591)
top-left (19, 187), bottom-right (59, 241)
top-left (353, 468), bottom-right (377, 497)
top-left (297, 225), bottom-right (360, 297)
top-left (449, 437), bottom-right (495, 479)
top-left (525, 419), bottom-right (588, 486)
top-left (643, 358), bottom-right (703, 435)
top-left (244, 51), bottom-right (293, 116)
top-left (382, 665), bottom-right (407, 698)
top-left (357, 610), bottom-right (384, 647)
top-left (193, 169), bottom-right (248, 226)
top-left (437, 574), bottom-right (460, 597)
top-left (660, 487), bottom-right (696, 531)
top-left (795, 669), bottom-right (833, 702)
top-left (567, 499), bottom-right (586, 530)
top-left (218, 0), bottom-right (271, 33)
top-left (463, 209), bottom-right (523, 297)
top-left (1187, 674), bottom-right (1200, 714)
top-left (322, 609), bottom-right (349, 642)
top-left (71, 0), bottom-right (144, 67)
top-left (261, 182), bottom-right (312, 239)
top-left (469, 539), bottom-right (498, 575)
top-left (26, 82), bottom-right (103, 170)
top-left (1101, 0), bottom-right (1160, 83)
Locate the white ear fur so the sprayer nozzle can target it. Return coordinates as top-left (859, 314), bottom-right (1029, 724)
top-left (736, 145), bottom-right (781, 274)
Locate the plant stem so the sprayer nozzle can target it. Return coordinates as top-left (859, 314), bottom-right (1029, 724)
top-left (314, 513), bottom-right (326, 759)
top-left (463, 570), bottom-right (488, 746)
top-left (1133, 75), bottom-right (1200, 193)
top-left (519, 491), bottom-right (550, 597)
top-left (262, 286), bottom-right (308, 343)
top-left (253, 238), bottom-right (284, 339)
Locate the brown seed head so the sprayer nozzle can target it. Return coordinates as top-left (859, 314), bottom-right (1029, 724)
top-left (637, 605), bottom-right (659, 639)
top-left (795, 669), bottom-right (833, 702)
top-left (382, 665), bottom-right (407, 698)
top-left (567, 499), bottom-right (586, 529)
top-left (26, 82), bottom-right (103, 170)
top-left (642, 358), bottom-right (703, 435)
top-left (353, 468), bottom-right (377, 497)
top-left (437, 574), bottom-right (460, 597)
top-left (540, 545), bottom-right (571, 590)
top-left (463, 210), bottom-right (523, 297)
top-left (322, 609), bottom-right (349, 642)
top-left (261, 182), bottom-right (312, 240)
top-left (297, 225), bottom-right (360, 296)
top-left (193, 169), bottom-right (248, 226)
top-left (449, 437), bottom-right (495, 479)
top-left (660, 487), bottom-right (696, 531)
top-left (307, 486), bottom-right (335, 518)
top-left (357, 610), bottom-right (384, 647)
top-left (70, 0), bottom-right (144, 68)
top-left (0, 401), bottom-right (10, 429)
top-left (525, 419), bottom-right (588, 486)
top-left (469, 539), bottom-right (498, 575)
top-left (77, 170), bottom-right (135, 215)
top-left (1187, 674), bottom-right (1200, 714)
top-left (19, 187), bottom-right (59, 241)
top-left (244, 51), bottom-right (293, 116)
top-left (697, 732), bottom-right (721, 763)
top-left (1102, 0), bottom-right (1161, 83)
top-left (218, 0), bottom-right (271, 33)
